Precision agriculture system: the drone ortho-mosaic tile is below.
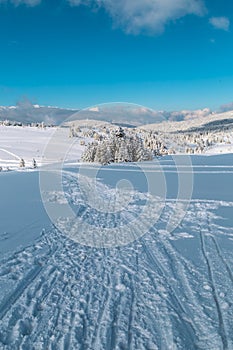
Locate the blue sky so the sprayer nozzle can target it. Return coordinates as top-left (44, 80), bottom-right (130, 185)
top-left (0, 0), bottom-right (233, 111)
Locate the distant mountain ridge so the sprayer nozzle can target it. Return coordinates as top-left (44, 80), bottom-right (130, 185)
top-left (0, 103), bottom-right (77, 125)
top-left (1, 101), bottom-right (233, 127)
top-left (70, 105), bottom-right (213, 126)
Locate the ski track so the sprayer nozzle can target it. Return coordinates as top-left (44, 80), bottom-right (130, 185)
top-left (1, 173), bottom-right (233, 349)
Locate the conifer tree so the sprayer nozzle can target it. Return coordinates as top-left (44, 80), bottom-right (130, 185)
top-left (19, 158), bottom-right (25, 168)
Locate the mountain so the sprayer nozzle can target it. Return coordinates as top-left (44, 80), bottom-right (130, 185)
top-left (141, 109), bottom-right (233, 133)
top-left (0, 102), bottom-right (77, 125)
top-left (1, 100), bottom-right (233, 127)
top-left (68, 104), bottom-right (213, 127)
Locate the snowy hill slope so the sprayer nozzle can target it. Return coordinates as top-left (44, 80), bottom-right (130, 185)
top-left (0, 125), bottom-right (87, 171)
top-left (1, 118), bottom-right (233, 175)
top-left (0, 155), bottom-right (233, 349)
top-left (141, 110), bottom-right (233, 132)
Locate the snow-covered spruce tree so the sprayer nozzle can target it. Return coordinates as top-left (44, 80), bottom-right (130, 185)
top-left (19, 158), bottom-right (25, 168)
top-left (32, 158), bottom-right (37, 169)
top-left (81, 128), bottom-right (153, 164)
top-left (69, 125), bottom-right (76, 138)
top-left (81, 142), bottom-right (98, 162)
top-left (115, 138), bottom-right (132, 163)
top-left (94, 142), bottom-right (113, 164)
top-left (132, 135), bottom-right (152, 161)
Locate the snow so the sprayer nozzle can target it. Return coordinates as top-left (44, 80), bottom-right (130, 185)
top-left (0, 125), bottom-right (233, 349)
top-left (142, 109), bottom-right (233, 132)
top-left (205, 143), bottom-right (233, 154)
top-left (0, 171), bottom-right (50, 255)
top-left (0, 125), bottom-right (86, 170)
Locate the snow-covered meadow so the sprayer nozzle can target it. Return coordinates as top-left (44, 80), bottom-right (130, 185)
top-left (0, 124), bottom-right (233, 349)
top-left (0, 125), bottom-right (86, 171)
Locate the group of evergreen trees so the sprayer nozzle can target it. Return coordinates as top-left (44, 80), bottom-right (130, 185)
top-left (81, 128), bottom-right (153, 165)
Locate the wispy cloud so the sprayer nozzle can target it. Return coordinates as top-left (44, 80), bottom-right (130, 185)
top-left (209, 16), bottom-right (230, 31)
top-left (0, 0), bottom-right (41, 6)
top-left (68, 0), bottom-right (206, 35)
top-left (3, 1), bottom-right (231, 37)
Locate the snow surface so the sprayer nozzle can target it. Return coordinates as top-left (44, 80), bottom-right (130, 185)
top-left (1, 149), bottom-right (233, 349)
top-left (0, 126), bottom-right (86, 170)
top-left (1, 125), bottom-right (233, 349)
top-left (142, 110), bottom-right (233, 132)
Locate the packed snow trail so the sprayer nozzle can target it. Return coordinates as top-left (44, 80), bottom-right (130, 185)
top-left (1, 158), bottom-right (233, 349)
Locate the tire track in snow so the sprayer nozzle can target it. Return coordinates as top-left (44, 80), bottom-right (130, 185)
top-left (0, 229), bottom-right (69, 348)
top-left (155, 235), bottom-right (220, 347)
top-left (123, 210), bottom-right (200, 348)
top-left (199, 227), bottom-right (229, 350)
top-left (0, 265), bottom-right (43, 321)
top-left (141, 240), bottom-right (199, 348)
top-left (204, 209), bottom-right (233, 286)
top-left (211, 236), bottom-right (233, 284)
top-left (126, 267), bottom-right (136, 350)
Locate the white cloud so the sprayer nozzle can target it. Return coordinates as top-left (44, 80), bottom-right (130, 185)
top-left (209, 16), bottom-right (230, 31)
top-left (0, 0), bottom-right (41, 6)
top-left (68, 0), bottom-right (206, 35)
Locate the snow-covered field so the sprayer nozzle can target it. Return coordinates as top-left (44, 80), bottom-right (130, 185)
top-left (0, 126), bottom-right (86, 171)
top-left (1, 125), bottom-right (233, 349)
